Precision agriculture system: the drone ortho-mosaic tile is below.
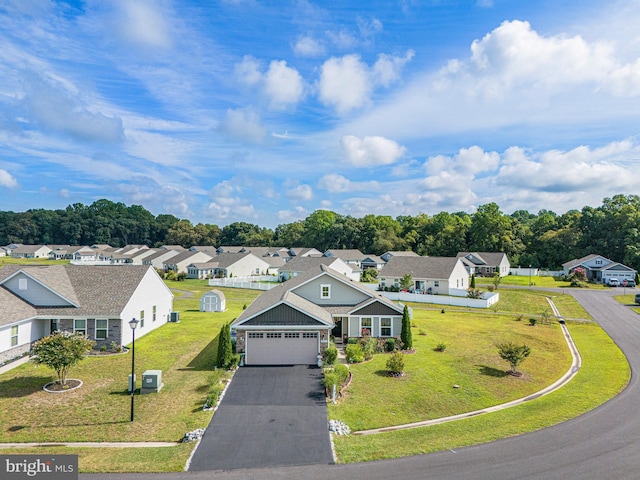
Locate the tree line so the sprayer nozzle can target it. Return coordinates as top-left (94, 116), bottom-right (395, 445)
top-left (2, 194), bottom-right (639, 271)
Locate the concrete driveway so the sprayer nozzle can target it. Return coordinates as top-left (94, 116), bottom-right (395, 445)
top-left (188, 365), bottom-right (333, 471)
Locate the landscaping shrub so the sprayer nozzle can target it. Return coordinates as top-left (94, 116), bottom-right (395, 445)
top-left (323, 343), bottom-right (338, 365)
top-left (347, 337), bottom-right (358, 345)
top-left (334, 364), bottom-right (349, 384)
top-left (385, 337), bottom-right (397, 352)
top-left (529, 318), bottom-right (537, 326)
top-left (361, 337), bottom-right (378, 360)
top-left (323, 371), bottom-right (339, 390)
top-left (345, 343), bottom-right (365, 363)
top-left (386, 351), bottom-right (405, 375)
top-left (435, 341), bottom-right (447, 352)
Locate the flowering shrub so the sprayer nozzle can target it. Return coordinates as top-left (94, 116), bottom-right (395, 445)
top-left (30, 331), bottom-right (95, 385)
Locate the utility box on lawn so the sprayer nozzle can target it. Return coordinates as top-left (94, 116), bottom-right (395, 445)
top-left (141, 370), bottom-right (163, 394)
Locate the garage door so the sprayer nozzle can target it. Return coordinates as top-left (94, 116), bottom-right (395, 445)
top-left (246, 332), bottom-right (319, 365)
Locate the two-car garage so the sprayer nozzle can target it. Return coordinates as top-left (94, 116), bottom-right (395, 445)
top-left (245, 331), bottom-right (319, 365)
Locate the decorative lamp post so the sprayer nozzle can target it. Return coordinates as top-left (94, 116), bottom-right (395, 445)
top-left (129, 318), bottom-right (139, 422)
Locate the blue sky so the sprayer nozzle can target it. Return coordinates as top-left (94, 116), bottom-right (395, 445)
top-left (1, 0), bottom-right (639, 227)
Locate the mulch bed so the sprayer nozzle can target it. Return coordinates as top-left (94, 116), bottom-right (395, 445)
top-left (43, 379), bottom-right (83, 393)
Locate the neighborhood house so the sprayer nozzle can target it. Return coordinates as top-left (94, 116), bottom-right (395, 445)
top-left (232, 264), bottom-right (404, 365)
top-left (378, 256), bottom-right (470, 295)
top-left (563, 254), bottom-right (637, 285)
top-left (0, 264), bottom-right (174, 363)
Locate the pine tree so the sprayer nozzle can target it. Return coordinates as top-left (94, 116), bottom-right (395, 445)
top-left (400, 305), bottom-right (412, 350)
top-left (470, 274), bottom-right (476, 288)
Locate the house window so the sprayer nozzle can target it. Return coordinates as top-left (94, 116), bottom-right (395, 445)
top-left (360, 318), bottom-right (372, 337)
top-left (302, 332), bottom-right (318, 338)
top-left (74, 319), bottom-right (86, 335)
top-left (434, 281), bottom-right (440, 287)
top-left (321, 284), bottom-right (331, 299)
top-left (50, 319), bottom-right (58, 333)
top-left (11, 325), bottom-right (18, 346)
top-left (95, 319), bottom-right (108, 340)
top-left (380, 318), bottom-right (392, 337)
top-left (284, 332), bottom-right (299, 339)
top-left (18, 278), bottom-right (27, 290)
top-left (248, 332), bottom-right (263, 339)
top-left (266, 332), bottom-right (281, 339)
top-left (153, 306), bottom-right (157, 322)
top-left (140, 310), bottom-right (145, 328)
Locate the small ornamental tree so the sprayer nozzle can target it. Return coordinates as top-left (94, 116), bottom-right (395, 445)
top-left (496, 342), bottom-right (531, 375)
top-left (470, 274), bottom-right (476, 289)
top-left (400, 304), bottom-right (413, 350)
top-left (467, 288), bottom-right (483, 299)
top-left (386, 351), bottom-right (405, 375)
top-left (30, 331), bottom-right (95, 386)
top-left (216, 323), bottom-right (233, 369)
top-left (399, 273), bottom-right (413, 291)
top-left (492, 272), bottom-right (502, 290)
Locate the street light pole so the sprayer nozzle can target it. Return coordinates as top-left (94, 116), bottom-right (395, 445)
top-left (129, 318), bottom-right (139, 422)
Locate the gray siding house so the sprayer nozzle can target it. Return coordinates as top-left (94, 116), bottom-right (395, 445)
top-left (232, 264), bottom-right (404, 365)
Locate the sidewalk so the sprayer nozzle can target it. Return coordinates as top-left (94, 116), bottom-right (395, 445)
top-left (0, 355), bottom-right (30, 375)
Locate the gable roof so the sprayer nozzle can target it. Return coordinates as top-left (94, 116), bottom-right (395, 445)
top-left (380, 256), bottom-right (462, 279)
top-left (0, 264), bottom-right (170, 324)
top-left (278, 256), bottom-right (348, 273)
top-left (324, 249), bottom-right (365, 260)
top-left (562, 254), bottom-right (611, 269)
top-left (233, 264), bottom-right (402, 328)
top-left (456, 252), bottom-right (508, 266)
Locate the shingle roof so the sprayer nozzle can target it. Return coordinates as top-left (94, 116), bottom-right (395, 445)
top-left (0, 264), bottom-right (166, 322)
top-left (324, 249), bottom-right (365, 260)
top-left (233, 264), bottom-right (401, 327)
top-left (456, 252), bottom-right (508, 266)
top-left (562, 254), bottom-right (609, 269)
top-left (379, 256), bottom-right (461, 279)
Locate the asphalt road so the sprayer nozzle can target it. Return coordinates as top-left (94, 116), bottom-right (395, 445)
top-left (84, 288), bottom-right (640, 480)
top-left (188, 365), bottom-right (333, 471)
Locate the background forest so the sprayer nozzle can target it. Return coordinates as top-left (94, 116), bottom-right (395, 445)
top-left (2, 194), bottom-right (640, 271)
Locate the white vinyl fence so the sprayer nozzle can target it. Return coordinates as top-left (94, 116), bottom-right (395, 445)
top-left (379, 290), bottom-right (499, 309)
top-left (208, 276), bottom-right (279, 291)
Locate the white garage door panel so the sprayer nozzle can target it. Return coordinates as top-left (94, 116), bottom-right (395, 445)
top-left (247, 333), bottom-right (318, 365)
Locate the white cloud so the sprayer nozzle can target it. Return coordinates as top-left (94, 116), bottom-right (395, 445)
top-left (234, 57), bottom-right (305, 108)
top-left (264, 60), bottom-right (305, 108)
top-left (317, 173), bottom-right (351, 193)
top-left (372, 50), bottom-right (415, 87)
top-left (116, 1), bottom-right (173, 49)
top-left (293, 36), bottom-right (325, 57)
top-left (286, 184), bottom-right (313, 201)
top-left (318, 52), bottom-right (414, 114)
top-left (496, 142), bottom-right (639, 192)
top-left (469, 20), bottom-right (614, 93)
top-left (277, 206), bottom-right (308, 222)
top-left (235, 55), bottom-right (263, 85)
top-left (25, 76), bottom-right (123, 143)
top-left (425, 146), bottom-right (500, 176)
top-left (0, 169), bottom-right (17, 188)
top-left (206, 179), bottom-right (257, 221)
top-left (217, 108), bottom-right (267, 145)
top-left (340, 135), bottom-right (406, 167)
top-left (319, 55), bottom-right (371, 113)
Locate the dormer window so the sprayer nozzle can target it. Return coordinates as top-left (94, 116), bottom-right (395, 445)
top-left (321, 284), bottom-right (331, 299)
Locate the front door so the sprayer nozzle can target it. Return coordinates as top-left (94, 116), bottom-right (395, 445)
top-left (331, 318), bottom-right (342, 340)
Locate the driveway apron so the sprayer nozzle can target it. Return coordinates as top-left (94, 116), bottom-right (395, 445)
top-left (188, 365), bottom-right (333, 471)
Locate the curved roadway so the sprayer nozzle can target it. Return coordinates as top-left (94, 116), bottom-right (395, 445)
top-left (85, 289), bottom-right (640, 480)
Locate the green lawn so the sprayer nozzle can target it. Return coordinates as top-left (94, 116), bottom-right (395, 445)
top-left (0, 280), bottom-right (261, 472)
top-left (489, 275), bottom-right (569, 288)
top-left (332, 320), bottom-right (629, 462)
top-left (329, 310), bottom-right (571, 432)
top-left (0, 258), bottom-right (69, 265)
top-left (613, 294), bottom-right (640, 314)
